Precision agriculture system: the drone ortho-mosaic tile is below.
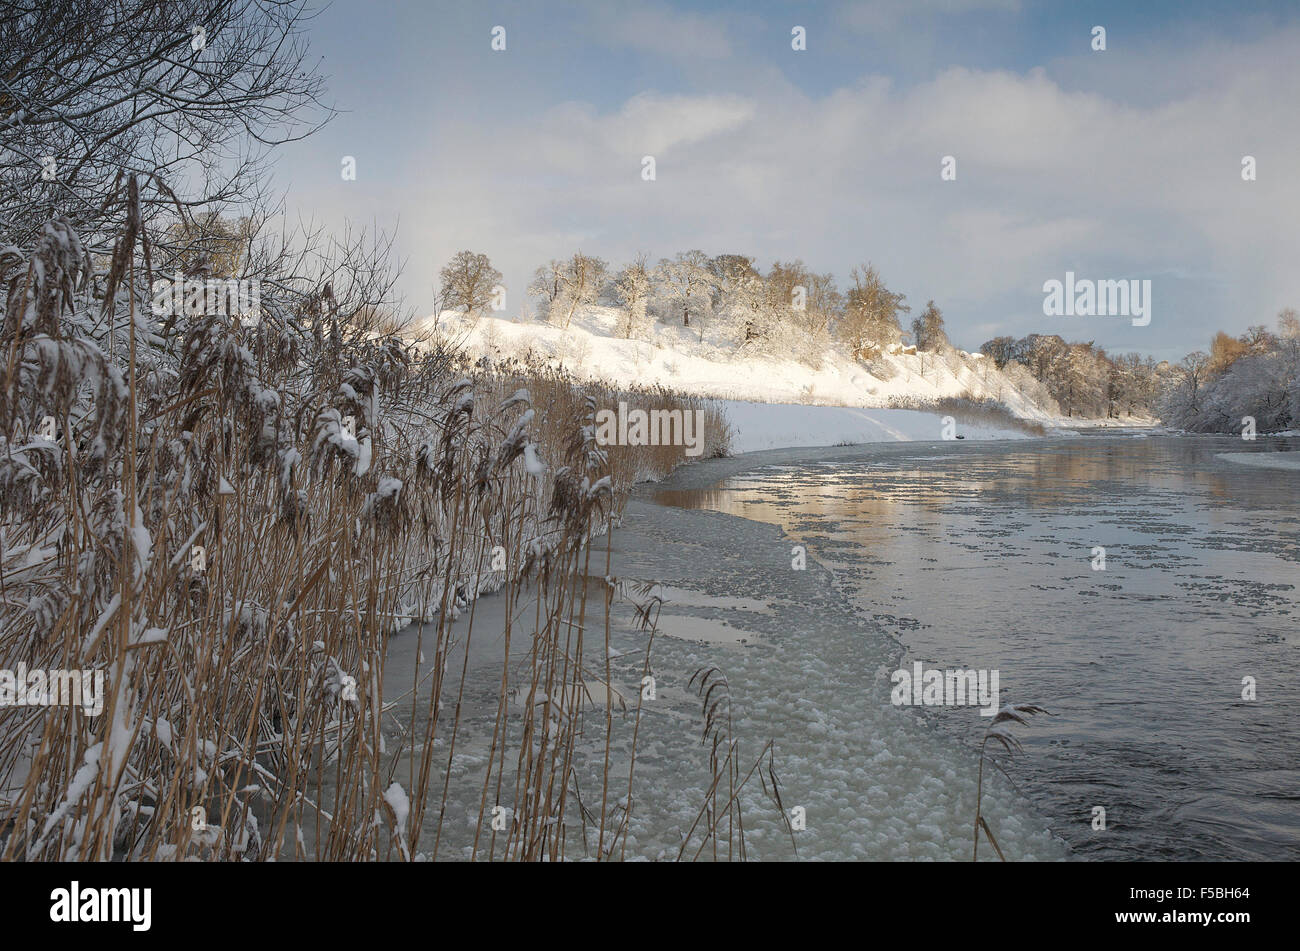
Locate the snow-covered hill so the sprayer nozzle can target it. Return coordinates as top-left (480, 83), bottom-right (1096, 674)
top-left (415, 306), bottom-right (1140, 431)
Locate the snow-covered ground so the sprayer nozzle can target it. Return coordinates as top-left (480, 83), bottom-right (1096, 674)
top-left (719, 400), bottom-right (1033, 452)
top-left (417, 307), bottom-right (1139, 431)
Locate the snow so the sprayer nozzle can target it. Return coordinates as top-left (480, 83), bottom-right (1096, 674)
top-left (34, 742), bottom-right (102, 854)
top-left (147, 716), bottom-right (174, 748)
top-left (129, 507), bottom-right (152, 579)
top-left (720, 400), bottom-right (1031, 453)
top-left (81, 592), bottom-right (121, 653)
top-left (132, 627), bottom-right (169, 646)
top-left (384, 781), bottom-right (410, 830)
top-left (522, 442), bottom-right (545, 477)
top-left (354, 437), bottom-right (372, 477)
top-left (500, 388), bottom-right (530, 409)
top-left (1216, 451), bottom-right (1300, 471)
top-left (418, 306), bottom-right (1069, 426)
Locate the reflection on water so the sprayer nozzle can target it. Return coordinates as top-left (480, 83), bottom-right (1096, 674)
top-left (655, 436), bottom-right (1300, 860)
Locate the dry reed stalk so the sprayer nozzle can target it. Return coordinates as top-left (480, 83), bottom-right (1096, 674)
top-left (973, 703), bottom-right (1049, 861)
top-left (0, 200), bottom-right (771, 863)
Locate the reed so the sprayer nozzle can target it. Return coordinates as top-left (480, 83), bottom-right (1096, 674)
top-left (973, 703), bottom-right (1049, 861)
top-left (889, 394), bottom-right (1049, 436)
top-left (0, 195), bottom-right (756, 862)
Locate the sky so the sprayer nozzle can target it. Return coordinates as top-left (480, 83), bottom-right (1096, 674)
top-left (273, 0), bottom-right (1300, 361)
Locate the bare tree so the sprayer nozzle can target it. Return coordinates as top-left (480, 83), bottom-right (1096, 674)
top-left (0, 0), bottom-right (332, 252)
top-left (1278, 307), bottom-right (1300, 341)
top-left (840, 263), bottom-right (909, 358)
top-left (1179, 350), bottom-right (1211, 413)
top-left (1241, 324), bottom-right (1277, 353)
top-left (162, 212), bottom-right (256, 278)
top-left (438, 250), bottom-right (502, 317)
top-left (979, 336), bottom-right (1016, 369)
top-left (910, 299), bottom-right (949, 352)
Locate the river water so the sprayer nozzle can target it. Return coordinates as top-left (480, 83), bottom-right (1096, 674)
top-left (652, 435), bottom-right (1300, 860)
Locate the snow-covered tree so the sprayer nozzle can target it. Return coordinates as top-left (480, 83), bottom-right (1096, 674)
top-left (766, 260), bottom-right (841, 337)
top-left (1019, 334), bottom-right (1069, 385)
top-left (1241, 324), bottom-right (1278, 354)
top-left (1110, 352), bottom-right (1156, 416)
top-left (1174, 350), bottom-right (1212, 417)
top-left (706, 254), bottom-right (767, 344)
top-left (655, 250), bottom-right (711, 332)
top-left (1061, 342), bottom-right (1109, 417)
top-left (1161, 309), bottom-right (1300, 431)
top-left (554, 252), bottom-right (608, 328)
top-left (527, 259), bottom-right (566, 316)
top-left (614, 255), bottom-right (653, 338)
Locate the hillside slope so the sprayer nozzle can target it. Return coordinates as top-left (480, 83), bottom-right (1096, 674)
top-left (417, 306), bottom-right (1147, 430)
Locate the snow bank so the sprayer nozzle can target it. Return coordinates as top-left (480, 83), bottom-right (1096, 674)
top-left (417, 307), bottom-right (1068, 425)
top-left (719, 400), bottom-right (1031, 453)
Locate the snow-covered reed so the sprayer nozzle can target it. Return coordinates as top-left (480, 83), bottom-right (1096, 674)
top-left (0, 203), bottom-right (740, 861)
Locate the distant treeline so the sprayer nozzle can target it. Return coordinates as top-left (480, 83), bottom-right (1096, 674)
top-left (977, 335), bottom-right (1169, 418)
top-left (1157, 311), bottom-right (1300, 433)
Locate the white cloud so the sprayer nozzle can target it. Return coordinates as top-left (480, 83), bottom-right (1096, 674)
top-left (413, 25), bottom-right (1300, 352)
top-left (552, 92), bottom-right (757, 159)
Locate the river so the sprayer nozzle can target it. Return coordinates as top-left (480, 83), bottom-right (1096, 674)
top-left (650, 434), bottom-right (1300, 860)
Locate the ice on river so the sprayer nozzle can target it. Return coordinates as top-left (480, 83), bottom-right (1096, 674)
top-left (378, 460), bottom-right (1070, 860)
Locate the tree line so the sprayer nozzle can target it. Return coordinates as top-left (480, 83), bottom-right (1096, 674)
top-left (978, 334), bottom-right (1168, 418)
top-left (439, 249), bottom-right (943, 367)
top-left (1159, 310), bottom-right (1300, 432)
